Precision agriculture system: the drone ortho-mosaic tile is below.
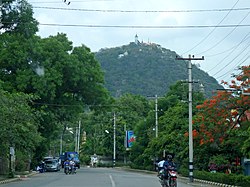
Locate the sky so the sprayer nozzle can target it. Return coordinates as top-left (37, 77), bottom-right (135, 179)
top-left (27, 0), bottom-right (250, 85)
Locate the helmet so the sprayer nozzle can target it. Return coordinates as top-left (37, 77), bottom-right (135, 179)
top-left (167, 155), bottom-right (172, 160)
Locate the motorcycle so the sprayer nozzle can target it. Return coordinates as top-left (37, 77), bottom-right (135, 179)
top-left (69, 165), bottom-right (76, 174)
top-left (64, 164), bottom-right (70, 175)
top-left (158, 167), bottom-right (177, 187)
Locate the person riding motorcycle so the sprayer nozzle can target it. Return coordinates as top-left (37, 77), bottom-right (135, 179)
top-left (157, 158), bottom-right (165, 176)
top-left (163, 155), bottom-right (176, 179)
top-left (69, 159), bottom-right (76, 173)
top-left (64, 159), bottom-right (70, 173)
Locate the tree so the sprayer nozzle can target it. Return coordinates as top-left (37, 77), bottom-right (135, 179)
top-left (193, 65), bottom-right (250, 171)
top-left (0, 86), bottom-right (42, 172)
top-left (130, 81), bottom-right (205, 170)
top-left (0, 0), bottom-right (111, 164)
top-left (1, 0), bottom-right (38, 36)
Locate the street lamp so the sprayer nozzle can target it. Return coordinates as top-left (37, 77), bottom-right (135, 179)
top-left (104, 113), bottom-right (116, 167)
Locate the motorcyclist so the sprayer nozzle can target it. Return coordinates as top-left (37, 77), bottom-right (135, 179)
top-left (157, 158), bottom-right (165, 176)
top-left (64, 159), bottom-right (70, 173)
top-left (163, 155), bottom-right (176, 179)
top-left (69, 159), bottom-right (76, 173)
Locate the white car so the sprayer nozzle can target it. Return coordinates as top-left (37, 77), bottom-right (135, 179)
top-left (45, 159), bottom-right (60, 172)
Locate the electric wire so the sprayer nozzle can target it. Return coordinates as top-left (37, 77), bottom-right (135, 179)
top-left (29, 0), bottom-right (113, 4)
top-left (31, 6), bottom-right (250, 13)
top-left (196, 11), bottom-right (250, 55)
top-left (206, 32), bottom-right (250, 72)
top-left (212, 41), bottom-right (250, 78)
top-left (36, 23), bottom-right (250, 29)
top-left (215, 53), bottom-right (250, 81)
top-left (181, 0), bottom-right (239, 56)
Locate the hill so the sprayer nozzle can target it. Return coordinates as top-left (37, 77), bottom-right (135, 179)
top-left (95, 41), bottom-right (223, 98)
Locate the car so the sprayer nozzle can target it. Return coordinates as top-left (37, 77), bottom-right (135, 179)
top-left (43, 156), bottom-right (53, 162)
top-left (44, 159), bottom-right (60, 172)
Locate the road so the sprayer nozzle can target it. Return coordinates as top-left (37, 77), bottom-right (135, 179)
top-left (0, 167), bottom-right (216, 187)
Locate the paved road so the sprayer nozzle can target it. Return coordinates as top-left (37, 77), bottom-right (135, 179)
top-left (0, 167), bottom-right (216, 187)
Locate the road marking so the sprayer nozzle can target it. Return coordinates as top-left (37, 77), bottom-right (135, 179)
top-left (109, 174), bottom-right (115, 187)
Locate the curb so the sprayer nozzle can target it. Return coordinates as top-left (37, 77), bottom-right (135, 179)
top-left (0, 178), bottom-right (20, 185)
top-left (116, 167), bottom-right (239, 187)
top-left (0, 171), bottom-right (37, 185)
top-left (194, 178), bottom-right (239, 187)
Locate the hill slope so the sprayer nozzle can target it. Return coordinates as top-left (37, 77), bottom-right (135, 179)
top-left (95, 42), bottom-right (223, 98)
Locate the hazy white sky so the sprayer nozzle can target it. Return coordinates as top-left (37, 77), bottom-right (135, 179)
top-left (28, 0), bottom-right (250, 84)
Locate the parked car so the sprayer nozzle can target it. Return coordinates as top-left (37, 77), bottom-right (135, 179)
top-left (44, 159), bottom-right (60, 172)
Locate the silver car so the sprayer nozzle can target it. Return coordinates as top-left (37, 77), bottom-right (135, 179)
top-left (45, 159), bottom-right (60, 172)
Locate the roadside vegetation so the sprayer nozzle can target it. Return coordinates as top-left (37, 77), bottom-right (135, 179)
top-left (0, 1), bottom-right (249, 186)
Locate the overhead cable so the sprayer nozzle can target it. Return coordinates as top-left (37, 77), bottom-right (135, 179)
top-left (36, 23), bottom-right (250, 28)
top-left (29, 0), bottom-right (113, 4)
top-left (206, 32), bottom-right (250, 72)
top-left (31, 6), bottom-right (250, 13)
top-left (215, 54), bottom-right (250, 81)
top-left (212, 41), bottom-right (250, 77)
top-left (181, 0), bottom-right (239, 56)
top-left (196, 11), bottom-right (250, 55)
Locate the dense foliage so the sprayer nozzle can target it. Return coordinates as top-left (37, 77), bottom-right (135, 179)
top-left (95, 42), bottom-right (223, 98)
top-left (0, 2), bottom-right (249, 185)
top-left (192, 65), bottom-right (250, 172)
top-left (0, 0), bottom-right (110, 173)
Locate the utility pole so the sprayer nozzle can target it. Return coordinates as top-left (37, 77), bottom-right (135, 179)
top-left (148, 95), bottom-right (163, 138)
top-left (155, 95), bottom-right (159, 138)
top-left (176, 55), bottom-right (204, 182)
top-left (77, 120), bottom-right (81, 153)
top-left (113, 112), bottom-right (116, 167)
top-left (0, 0), bottom-right (2, 28)
top-left (60, 134), bottom-right (63, 155)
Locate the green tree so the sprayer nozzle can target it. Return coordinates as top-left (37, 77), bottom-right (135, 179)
top-left (1, 0), bottom-right (38, 36)
top-left (0, 0), bottom-right (111, 165)
top-left (130, 81), bottom-right (205, 170)
top-left (193, 65), bottom-right (250, 172)
top-left (0, 87), bottom-right (42, 171)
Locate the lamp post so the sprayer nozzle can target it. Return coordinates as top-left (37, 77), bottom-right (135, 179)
top-left (104, 113), bottom-right (117, 167)
top-left (147, 95), bottom-right (163, 138)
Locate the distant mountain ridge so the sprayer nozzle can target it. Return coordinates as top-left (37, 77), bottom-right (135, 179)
top-left (95, 41), bottom-right (223, 98)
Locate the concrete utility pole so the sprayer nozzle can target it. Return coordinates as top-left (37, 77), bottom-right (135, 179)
top-left (74, 121), bottom-right (81, 153)
top-left (0, 0), bottom-right (2, 28)
top-left (148, 95), bottom-right (163, 138)
top-left (176, 55), bottom-right (204, 183)
top-left (77, 120), bottom-right (81, 153)
top-left (155, 95), bottom-right (159, 138)
top-left (113, 112), bottom-right (116, 167)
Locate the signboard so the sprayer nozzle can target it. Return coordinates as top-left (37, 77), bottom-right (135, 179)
top-left (125, 131), bottom-right (136, 148)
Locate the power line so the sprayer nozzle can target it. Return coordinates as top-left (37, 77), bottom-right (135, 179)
top-left (29, 0), bottom-right (113, 4)
top-left (35, 23), bottom-right (250, 29)
top-left (31, 6), bottom-right (250, 13)
top-left (212, 42), bottom-right (250, 78)
top-left (206, 32), bottom-right (250, 72)
top-left (181, 0), bottom-right (239, 56)
top-left (215, 54), bottom-right (250, 81)
top-left (196, 11), bottom-right (250, 55)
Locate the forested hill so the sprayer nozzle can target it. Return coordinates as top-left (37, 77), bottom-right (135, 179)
top-left (95, 42), bottom-right (223, 98)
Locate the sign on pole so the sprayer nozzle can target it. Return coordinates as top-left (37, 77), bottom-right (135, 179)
top-left (125, 131), bottom-right (136, 149)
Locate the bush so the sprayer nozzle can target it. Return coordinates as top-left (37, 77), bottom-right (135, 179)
top-left (194, 170), bottom-right (250, 187)
top-left (177, 166), bottom-right (250, 187)
top-left (80, 155), bottom-right (91, 165)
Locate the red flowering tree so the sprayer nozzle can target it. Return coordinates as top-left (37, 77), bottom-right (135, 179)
top-left (192, 65), bottom-right (250, 171)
